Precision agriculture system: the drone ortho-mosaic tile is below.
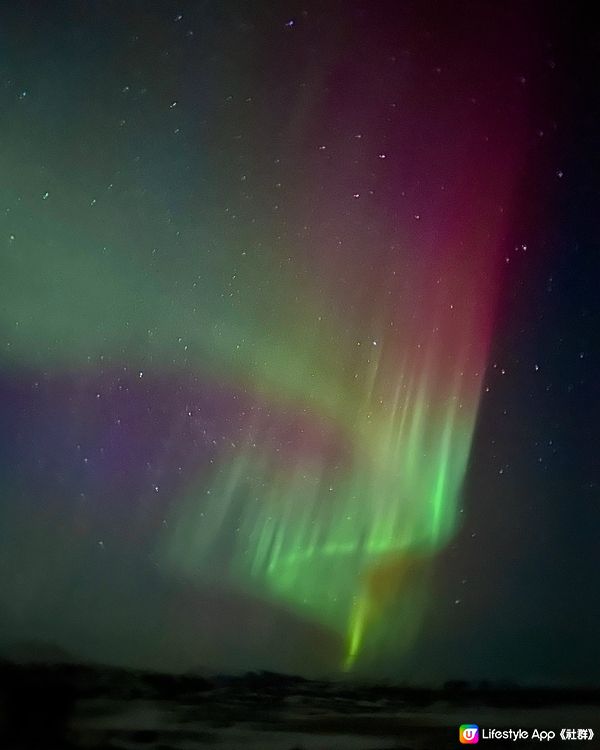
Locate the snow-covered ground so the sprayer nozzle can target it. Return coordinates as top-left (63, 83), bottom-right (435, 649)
top-left (71, 694), bottom-right (599, 749)
top-left (2, 664), bottom-right (598, 750)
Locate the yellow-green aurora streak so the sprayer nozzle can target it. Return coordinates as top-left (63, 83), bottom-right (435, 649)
top-left (164, 299), bottom-right (489, 670)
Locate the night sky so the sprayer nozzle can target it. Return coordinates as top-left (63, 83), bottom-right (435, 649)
top-left (0, 1), bottom-right (598, 685)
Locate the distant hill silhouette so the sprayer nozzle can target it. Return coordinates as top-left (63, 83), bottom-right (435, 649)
top-left (0, 640), bottom-right (76, 665)
top-left (1, 659), bottom-right (599, 749)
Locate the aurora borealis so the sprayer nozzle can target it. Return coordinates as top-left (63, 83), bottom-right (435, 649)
top-left (162, 116), bottom-right (518, 668)
top-left (0, 1), bottom-right (599, 685)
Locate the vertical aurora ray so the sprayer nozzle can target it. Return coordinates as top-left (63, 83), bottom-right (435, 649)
top-left (0, 2), bottom-right (536, 675)
top-left (160, 6), bottom-right (531, 672)
top-left (164, 169), bottom-right (517, 670)
top-left (165, 311), bottom-right (491, 668)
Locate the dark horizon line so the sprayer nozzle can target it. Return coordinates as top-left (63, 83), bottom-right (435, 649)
top-left (2, 657), bottom-right (599, 696)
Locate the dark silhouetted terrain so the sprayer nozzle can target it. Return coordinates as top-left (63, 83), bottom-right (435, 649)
top-left (1, 659), bottom-right (598, 749)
